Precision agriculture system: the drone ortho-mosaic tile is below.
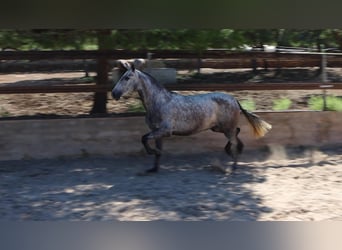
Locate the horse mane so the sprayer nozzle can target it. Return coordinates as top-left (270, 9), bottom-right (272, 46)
top-left (139, 70), bottom-right (171, 93)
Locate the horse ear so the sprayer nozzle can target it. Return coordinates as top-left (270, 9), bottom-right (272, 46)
top-left (133, 58), bottom-right (146, 70)
top-left (117, 60), bottom-right (131, 70)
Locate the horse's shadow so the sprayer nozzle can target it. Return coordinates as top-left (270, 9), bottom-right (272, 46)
top-left (0, 153), bottom-right (272, 221)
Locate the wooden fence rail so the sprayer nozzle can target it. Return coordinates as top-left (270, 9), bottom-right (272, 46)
top-left (0, 83), bottom-right (341, 94)
top-left (2, 49), bottom-right (342, 60)
top-left (1, 49), bottom-right (342, 114)
top-left (2, 49), bottom-right (342, 73)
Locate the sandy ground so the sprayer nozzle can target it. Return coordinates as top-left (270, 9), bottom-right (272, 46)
top-left (0, 146), bottom-right (341, 221)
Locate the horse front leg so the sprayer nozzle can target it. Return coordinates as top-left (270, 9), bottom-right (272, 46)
top-left (141, 128), bottom-right (170, 173)
top-left (141, 133), bottom-right (162, 155)
top-left (145, 138), bottom-right (163, 173)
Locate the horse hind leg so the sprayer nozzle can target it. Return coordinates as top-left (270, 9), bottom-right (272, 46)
top-left (235, 128), bottom-right (244, 154)
top-left (225, 127), bottom-right (244, 173)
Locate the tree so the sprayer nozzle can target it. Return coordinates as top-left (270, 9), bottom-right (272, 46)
top-left (0, 29), bottom-right (98, 50)
top-left (232, 29), bottom-right (278, 48)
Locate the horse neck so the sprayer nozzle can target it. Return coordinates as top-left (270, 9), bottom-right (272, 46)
top-left (136, 71), bottom-right (171, 109)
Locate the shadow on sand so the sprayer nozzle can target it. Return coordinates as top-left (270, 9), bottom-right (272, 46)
top-left (1, 145), bottom-right (340, 220)
top-left (0, 153), bottom-right (271, 221)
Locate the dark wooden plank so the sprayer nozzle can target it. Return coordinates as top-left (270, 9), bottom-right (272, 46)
top-left (0, 82), bottom-right (341, 94)
top-left (0, 49), bottom-right (336, 61)
top-left (0, 85), bottom-right (110, 94)
top-left (166, 83), bottom-right (342, 91)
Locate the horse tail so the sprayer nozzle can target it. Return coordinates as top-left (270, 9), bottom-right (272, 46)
top-left (237, 101), bottom-right (272, 138)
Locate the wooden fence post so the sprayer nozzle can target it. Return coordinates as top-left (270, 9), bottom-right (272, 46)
top-left (90, 56), bottom-right (108, 114)
top-left (321, 45), bottom-right (328, 111)
top-left (251, 58), bottom-right (257, 74)
top-left (90, 30), bottom-right (111, 114)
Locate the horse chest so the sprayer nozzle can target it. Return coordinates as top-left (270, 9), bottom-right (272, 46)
top-left (145, 113), bottom-right (162, 129)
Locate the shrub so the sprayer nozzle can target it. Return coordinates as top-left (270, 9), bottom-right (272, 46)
top-left (0, 107), bottom-right (10, 117)
top-left (240, 99), bottom-right (256, 111)
top-left (127, 102), bottom-right (145, 112)
top-left (308, 95), bottom-right (342, 111)
top-left (272, 98), bottom-right (292, 111)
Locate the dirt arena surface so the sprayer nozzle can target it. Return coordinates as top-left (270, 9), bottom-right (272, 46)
top-left (0, 146), bottom-right (341, 221)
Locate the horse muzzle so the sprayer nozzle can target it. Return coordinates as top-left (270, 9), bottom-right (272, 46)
top-left (112, 90), bottom-right (122, 101)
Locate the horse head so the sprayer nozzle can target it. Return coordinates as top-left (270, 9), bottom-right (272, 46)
top-left (112, 60), bottom-right (140, 100)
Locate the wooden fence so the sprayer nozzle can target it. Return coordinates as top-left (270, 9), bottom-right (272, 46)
top-left (0, 83), bottom-right (341, 95)
top-left (2, 49), bottom-right (342, 72)
top-left (1, 49), bottom-right (342, 114)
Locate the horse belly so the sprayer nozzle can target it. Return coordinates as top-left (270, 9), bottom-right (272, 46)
top-left (171, 110), bottom-right (217, 136)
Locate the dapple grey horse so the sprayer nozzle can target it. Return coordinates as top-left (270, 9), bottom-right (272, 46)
top-left (112, 61), bottom-right (272, 174)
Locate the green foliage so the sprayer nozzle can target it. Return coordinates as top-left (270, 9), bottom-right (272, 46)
top-left (0, 29), bottom-right (98, 50)
top-left (240, 99), bottom-right (256, 112)
top-left (0, 29), bottom-right (341, 51)
top-left (233, 29), bottom-right (278, 47)
top-left (277, 29), bottom-right (339, 49)
top-left (308, 96), bottom-right (342, 111)
top-left (110, 29), bottom-right (238, 50)
top-left (127, 102), bottom-right (145, 113)
top-left (272, 98), bottom-right (292, 111)
top-left (0, 107), bottom-right (10, 117)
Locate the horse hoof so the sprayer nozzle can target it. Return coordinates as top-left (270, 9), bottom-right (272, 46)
top-left (146, 167), bottom-right (158, 173)
top-left (136, 168), bottom-right (158, 176)
top-left (136, 171), bottom-right (153, 176)
top-left (136, 171), bottom-right (149, 176)
top-left (146, 149), bottom-right (161, 155)
top-left (209, 164), bottom-right (227, 174)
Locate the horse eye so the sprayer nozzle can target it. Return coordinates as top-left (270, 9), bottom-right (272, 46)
top-left (124, 76), bottom-right (130, 81)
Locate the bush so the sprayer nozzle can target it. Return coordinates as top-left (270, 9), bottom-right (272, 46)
top-left (240, 99), bottom-right (256, 111)
top-left (0, 107), bottom-right (10, 117)
top-left (308, 95), bottom-right (342, 111)
top-left (127, 102), bottom-right (145, 112)
top-left (272, 98), bottom-right (292, 111)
